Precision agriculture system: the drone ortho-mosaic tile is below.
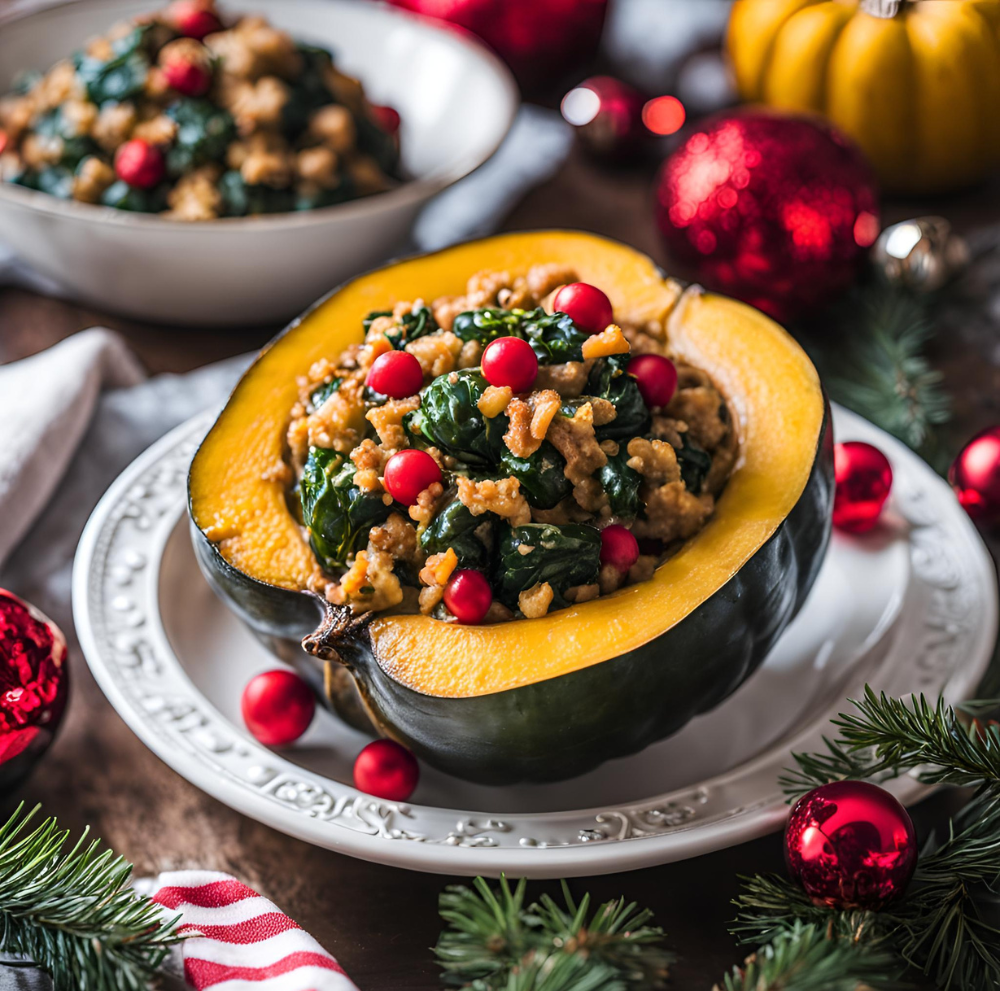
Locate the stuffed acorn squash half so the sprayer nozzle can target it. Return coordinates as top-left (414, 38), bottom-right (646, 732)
top-left (189, 231), bottom-right (833, 784)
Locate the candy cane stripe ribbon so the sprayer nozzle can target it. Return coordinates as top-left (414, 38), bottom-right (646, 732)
top-left (148, 871), bottom-right (360, 991)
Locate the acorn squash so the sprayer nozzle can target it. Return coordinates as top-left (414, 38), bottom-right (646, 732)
top-left (188, 231), bottom-right (833, 784)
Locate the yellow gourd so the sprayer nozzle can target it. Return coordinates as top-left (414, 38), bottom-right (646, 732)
top-left (727, 0), bottom-right (1000, 194)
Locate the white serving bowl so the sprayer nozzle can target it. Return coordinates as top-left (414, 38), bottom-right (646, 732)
top-left (0, 0), bottom-right (517, 325)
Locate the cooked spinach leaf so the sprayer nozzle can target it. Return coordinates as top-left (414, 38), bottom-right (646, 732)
top-left (499, 442), bottom-right (571, 510)
top-left (294, 175), bottom-right (356, 211)
top-left (300, 446), bottom-right (392, 570)
top-left (33, 109), bottom-right (97, 168)
top-left (676, 434), bottom-right (712, 494)
top-left (451, 307), bottom-right (522, 346)
top-left (166, 99), bottom-right (236, 176)
top-left (495, 522), bottom-right (601, 610)
top-left (520, 309), bottom-right (588, 364)
top-left (34, 166), bottom-right (75, 199)
top-left (282, 44), bottom-right (335, 136)
top-left (218, 170), bottom-right (295, 216)
top-left (599, 447), bottom-right (642, 519)
top-left (309, 377), bottom-right (343, 410)
top-left (419, 499), bottom-right (493, 569)
top-left (586, 354), bottom-right (650, 441)
top-left (100, 178), bottom-right (169, 212)
top-left (404, 369), bottom-right (508, 467)
top-left (74, 28), bottom-right (150, 105)
top-left (362, 305), bottom-right (438, 350)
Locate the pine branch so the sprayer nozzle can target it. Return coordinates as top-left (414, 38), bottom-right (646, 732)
top-left (434, 876), bottom-right (673, 991)
top-left (716, 922), bottom-right (905, 991)
top-left (0, 803), bottom-right (183, 991)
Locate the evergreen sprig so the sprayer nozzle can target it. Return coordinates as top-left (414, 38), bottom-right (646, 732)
top-left (0, 802), bottom-right (183, 991)
top-left (434, 875), bottom-right (673, 991)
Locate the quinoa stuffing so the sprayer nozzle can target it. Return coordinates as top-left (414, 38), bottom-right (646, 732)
top-left (0, 0), bottom-right (402, 217)
top-left (289, 267), bottom-right (737, 624)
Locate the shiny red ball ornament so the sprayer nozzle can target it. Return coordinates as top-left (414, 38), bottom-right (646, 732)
top-left (241, 669), bottom-right (315, 746)
top-left (0, 590), bottom-right (68, 789)
top-left (367, 350), bottom-right (424, 399)
top-left (833, 441), bottom-right (892, 533)
top-left (115, 139), bottom-right (165, 189)
top-left (655, 110), bottom-right (880, 323)
top-left (600, 525), bottom-right (639, 573)
top-left (785, 780), bottom-right (917, 909)
top-left (443, 569), bottom-right (492, 624)
top-left (383, 449), bottom-right (442, 505)
top-left (353, 739), bottom-right (419, 801)
top-left (561, 76), bottom-right (647, 161)
top-left (949, 425), bottom-right (1000, 526)
top-left (167, 0), bottom-right (223, 39)
top-left (628, 354), bottom-right (678, 409)
top-left (481, 336), bottom-right (538, 393)
top-left (552, 282), bottom-right (614, 335)
top-left (162, 55), bottom-right (212, 97)
top-left (386, 0), bottom-right (607, 92)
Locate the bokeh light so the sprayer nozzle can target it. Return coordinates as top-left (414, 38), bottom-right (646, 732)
top-left (642, 95), bottom-right (686, 136)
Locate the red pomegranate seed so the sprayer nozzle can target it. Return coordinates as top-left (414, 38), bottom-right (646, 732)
top-left (367, 350), bottom-right (424, 399)
top-left (443, 569), bottom-right (493, 624)
top-left (552, 282), bottom-right (614, 335)
top-left (628, 353), bottom-right (678, 408)
top-left (383, 449), bottom-right (441, 505)
top-left (481, 336), bottom-right (538, 393)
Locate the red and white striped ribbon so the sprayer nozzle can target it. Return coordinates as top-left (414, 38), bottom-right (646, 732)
top-left (143, 870), bottom-right (360, 991)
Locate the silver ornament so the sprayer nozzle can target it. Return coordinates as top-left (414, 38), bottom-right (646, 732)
top-left (871, 216), bottom-right (970, 293)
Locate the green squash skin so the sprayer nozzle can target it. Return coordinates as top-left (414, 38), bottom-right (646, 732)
top-left (190, 400), bottom-right (833, 784)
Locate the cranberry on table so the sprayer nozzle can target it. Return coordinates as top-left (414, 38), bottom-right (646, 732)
top-left (383, 449), bottom-right (441, 505)
top-left (367, 350), bottom-right (424, 399)
top-left (167, 0), bottom-right (223, 39)
top-left (481, 336), bottom-right (538, 393)
top-left (600, 524), bottom-right (639, 573)
top-left (369, 103), bottom-right (401, 136)
top-left (114, 139), bottom-right (165, 189)
top-left (162, 57), bottom-right (212, 97)
top-left (628, 353), bottom-right (678, 408)
top-left (443, 569), bottom-right (492, 624)
top-left (833, 441), bottom-right (893, 533)
top-left (241, 669), bottom-right (315, 747)
top-left (353, 739), bottom-right (419, 801)
top-left (552, 282), bottom-right (614, 335)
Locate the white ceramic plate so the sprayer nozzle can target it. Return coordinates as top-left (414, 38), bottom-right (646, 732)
top-left (0, 0), bottom-right (517, 325)
top-left (74, 404), bottom-right (998, 877)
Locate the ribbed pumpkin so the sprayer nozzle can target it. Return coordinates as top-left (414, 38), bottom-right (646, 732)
top-left (727, 0), bottom-right (1000, 194)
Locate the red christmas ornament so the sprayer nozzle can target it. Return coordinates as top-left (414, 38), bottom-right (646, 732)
top-left (552, 282), bottom-right (614, 335)
top-left (386, 0), bottom-right (608, 93)
top-left (949, 425), bottom-right (1000, 526)
top-left (367, 350), bottom-right (424, 399)
top-left (383, 449), bottom-right (442, 506)
top-left (167, 0), bottom-right (223, 40)
top-left (0, 590), bottom-right (69, 790)
top-left (241, 669), bottom-right (315, 747)
top-left (833, 441), bottom-right (893, 533)
top-left (482, 336), bottom-right (538, 393)
top-left (599, 525), bottom-right (639, 573)
top-left (162, 54), bottom-right (212, 97)
top-left (353, 738), bottom-right (419, 801)
top-left (561, 76), bottom-right (648, 161)
top-left (628, 354), bottom-right (677, 409)
top-left (655, 110), bottom-right (880, 323)
top-left (785, 780), bottom-right (917, 909)
top-left (443, 569), bottom-right (493, 624)
top-left (115, 139), bottom-right (165, 189)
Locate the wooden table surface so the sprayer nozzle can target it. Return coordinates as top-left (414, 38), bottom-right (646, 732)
top-left (3, 143), bottom-right (999, 990)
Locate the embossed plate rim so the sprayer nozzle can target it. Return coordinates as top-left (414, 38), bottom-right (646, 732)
top-left (73, 406), bottom-right (998, 876)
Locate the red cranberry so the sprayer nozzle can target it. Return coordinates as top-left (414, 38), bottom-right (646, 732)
top-left (114, 139), bottom-right (165, 189)
top-left (162, 56), bottom-right (212, 96)
top-left (833, 442), bottom-right (893, 533)
top-left (353, 739), bottom-right (419, 801)
top-left (481, 336), bottom-right (538, 393)
top-left (369, 103), bottom-right (401, 136)
top-left (552, 282), bottom-right (614, 335)
top-left (600, 524), bottom-right (640, 573)
top-left (367, 350), bottom-right (424, 398)
top-left (241, 669), bottom-right (315, 747)
top-left (383, 449), bottom-right (441, 505)
top-left (167, 0), bottom-right (223, 39)
top-left (628, 353), bottom-right (678, 408)
top-left (443, 569), bottom-right (492, 624)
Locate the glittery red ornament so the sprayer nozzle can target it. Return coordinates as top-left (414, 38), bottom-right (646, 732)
top-left (353, 739), bottom-right (419, 801)
top-left (785, 780), bottom-right (917, 909)
top-left (386, 0), bottom-right (608, 92)
top-left (655, 110), bottom-right (880, 322)
top-left (0, 590), bottom-right (68, 790)
top-left (833, 441), bottom-right (893, 533)
top-left (949, 425), bottom-right (1000, 526)
top-left (241, 669), bottom-right (315, 747)
top-left (561, 76), bottom-right (647, 160)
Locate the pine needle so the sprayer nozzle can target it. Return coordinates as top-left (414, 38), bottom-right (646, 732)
top-left (0, 803), bottom-right (183, 991)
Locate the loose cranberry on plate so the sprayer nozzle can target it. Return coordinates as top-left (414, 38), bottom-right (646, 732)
top-left (628, 353), bottom-right (677, 408)
top-left (167, 0), bottom-right (223, 39)
top-left (552, 282), bottom-right (614, 335)
top-left (367, 350), bottom-right (424, 399)
top-left (383, 449), bottom-right (441, 505)
top-left (353, 739), bottom-right (419, 801)
top-left (443, 569), bottom-right (493, 624)
top-left (600, 524), bottom-right (639, 573)
top-left (241, 669), bottom-right (315, 747)
top-left (114, 139), bottom-right (165, 189)
top-left (481, 336), bottom-right (538, 393)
